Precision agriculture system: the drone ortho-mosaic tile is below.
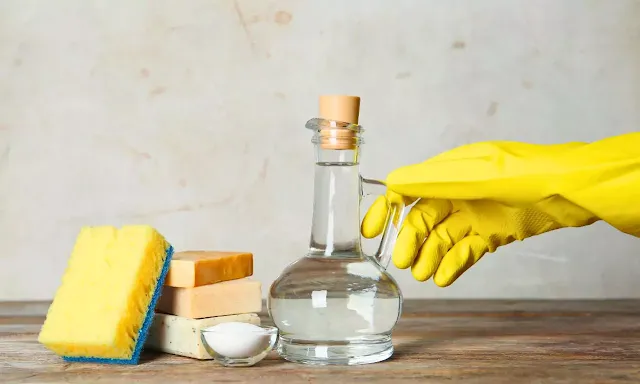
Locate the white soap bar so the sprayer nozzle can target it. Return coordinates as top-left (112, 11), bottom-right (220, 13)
top-left (146, 313), bottom-right (261, 359)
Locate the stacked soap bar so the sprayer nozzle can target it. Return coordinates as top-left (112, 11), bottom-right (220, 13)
top-left (146, 251), bottom-right (262, 359)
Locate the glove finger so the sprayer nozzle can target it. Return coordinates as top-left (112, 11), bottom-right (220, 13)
top-left (411, 213), bottom-right (471, 282)
top-left (361, 195), bottom-right (389, 239)
top-left (392, 222), bottom-right (423, 269)
top-left (392, 200), bottom-right (454, 270)
top-left (433, 235), bottom-right (489, 287)
top-left (361, 191), bottom-right (417, 239)
top-left (410, 199), bottom-right (453, 232)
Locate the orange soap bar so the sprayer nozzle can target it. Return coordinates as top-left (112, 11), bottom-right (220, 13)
top-left (164, 251), bottom-right (253, 288)
top-left (157, 279), bottom-right (262, 319)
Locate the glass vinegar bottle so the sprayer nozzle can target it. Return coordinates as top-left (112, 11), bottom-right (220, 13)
top-left (268, 95), bottom-right (406, 366)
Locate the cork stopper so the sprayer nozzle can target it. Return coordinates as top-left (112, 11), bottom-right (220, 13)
top-left (319, 95), bottom-right (361, 124)
top-left (317, 95), bottom-right (360, 150)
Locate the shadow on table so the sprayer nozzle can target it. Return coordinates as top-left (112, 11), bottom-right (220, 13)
top-left (139, 351), bottom-right (170, 364)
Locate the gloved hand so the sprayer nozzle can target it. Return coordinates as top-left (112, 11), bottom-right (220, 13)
top-left (362, 133), bottom-right (640, 287)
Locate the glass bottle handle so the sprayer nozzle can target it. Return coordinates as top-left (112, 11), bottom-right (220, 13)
top-left (360, 177), bottom-right (407, 270)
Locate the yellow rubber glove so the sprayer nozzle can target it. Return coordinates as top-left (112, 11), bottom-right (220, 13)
top-left (362, 132), bottom-right (640, 287)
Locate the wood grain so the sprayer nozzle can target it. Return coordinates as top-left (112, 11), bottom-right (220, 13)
top-left (1, 300), bottom-right (639, 383)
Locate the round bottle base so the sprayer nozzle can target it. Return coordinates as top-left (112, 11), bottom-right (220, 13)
top-left (276, 336), bottom-right (394, 366)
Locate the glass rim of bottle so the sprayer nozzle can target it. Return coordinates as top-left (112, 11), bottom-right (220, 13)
top-left (306, 118), bottom-right (364, 148)
top-left (305, 118), bottom-right (364, 133)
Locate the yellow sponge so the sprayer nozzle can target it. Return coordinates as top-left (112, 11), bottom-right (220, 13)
top-left (38, 225), bottom-right (174, 364)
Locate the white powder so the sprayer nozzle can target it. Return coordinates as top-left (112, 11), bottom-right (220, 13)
top-left (202, 322), bottom-right (271, 358)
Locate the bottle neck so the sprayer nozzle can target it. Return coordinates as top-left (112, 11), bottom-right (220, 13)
top-left (308, 147), bottom-right (364, 257)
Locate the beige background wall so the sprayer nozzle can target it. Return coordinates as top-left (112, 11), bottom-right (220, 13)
top-left (1, 0), bottom-right (638, 300)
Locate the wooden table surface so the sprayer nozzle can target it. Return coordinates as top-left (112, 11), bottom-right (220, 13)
top-left (1, 300), bottom-right (639, 383)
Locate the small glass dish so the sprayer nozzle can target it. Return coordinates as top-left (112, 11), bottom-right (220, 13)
top-left (200, 324), bottom-right (279, 367)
